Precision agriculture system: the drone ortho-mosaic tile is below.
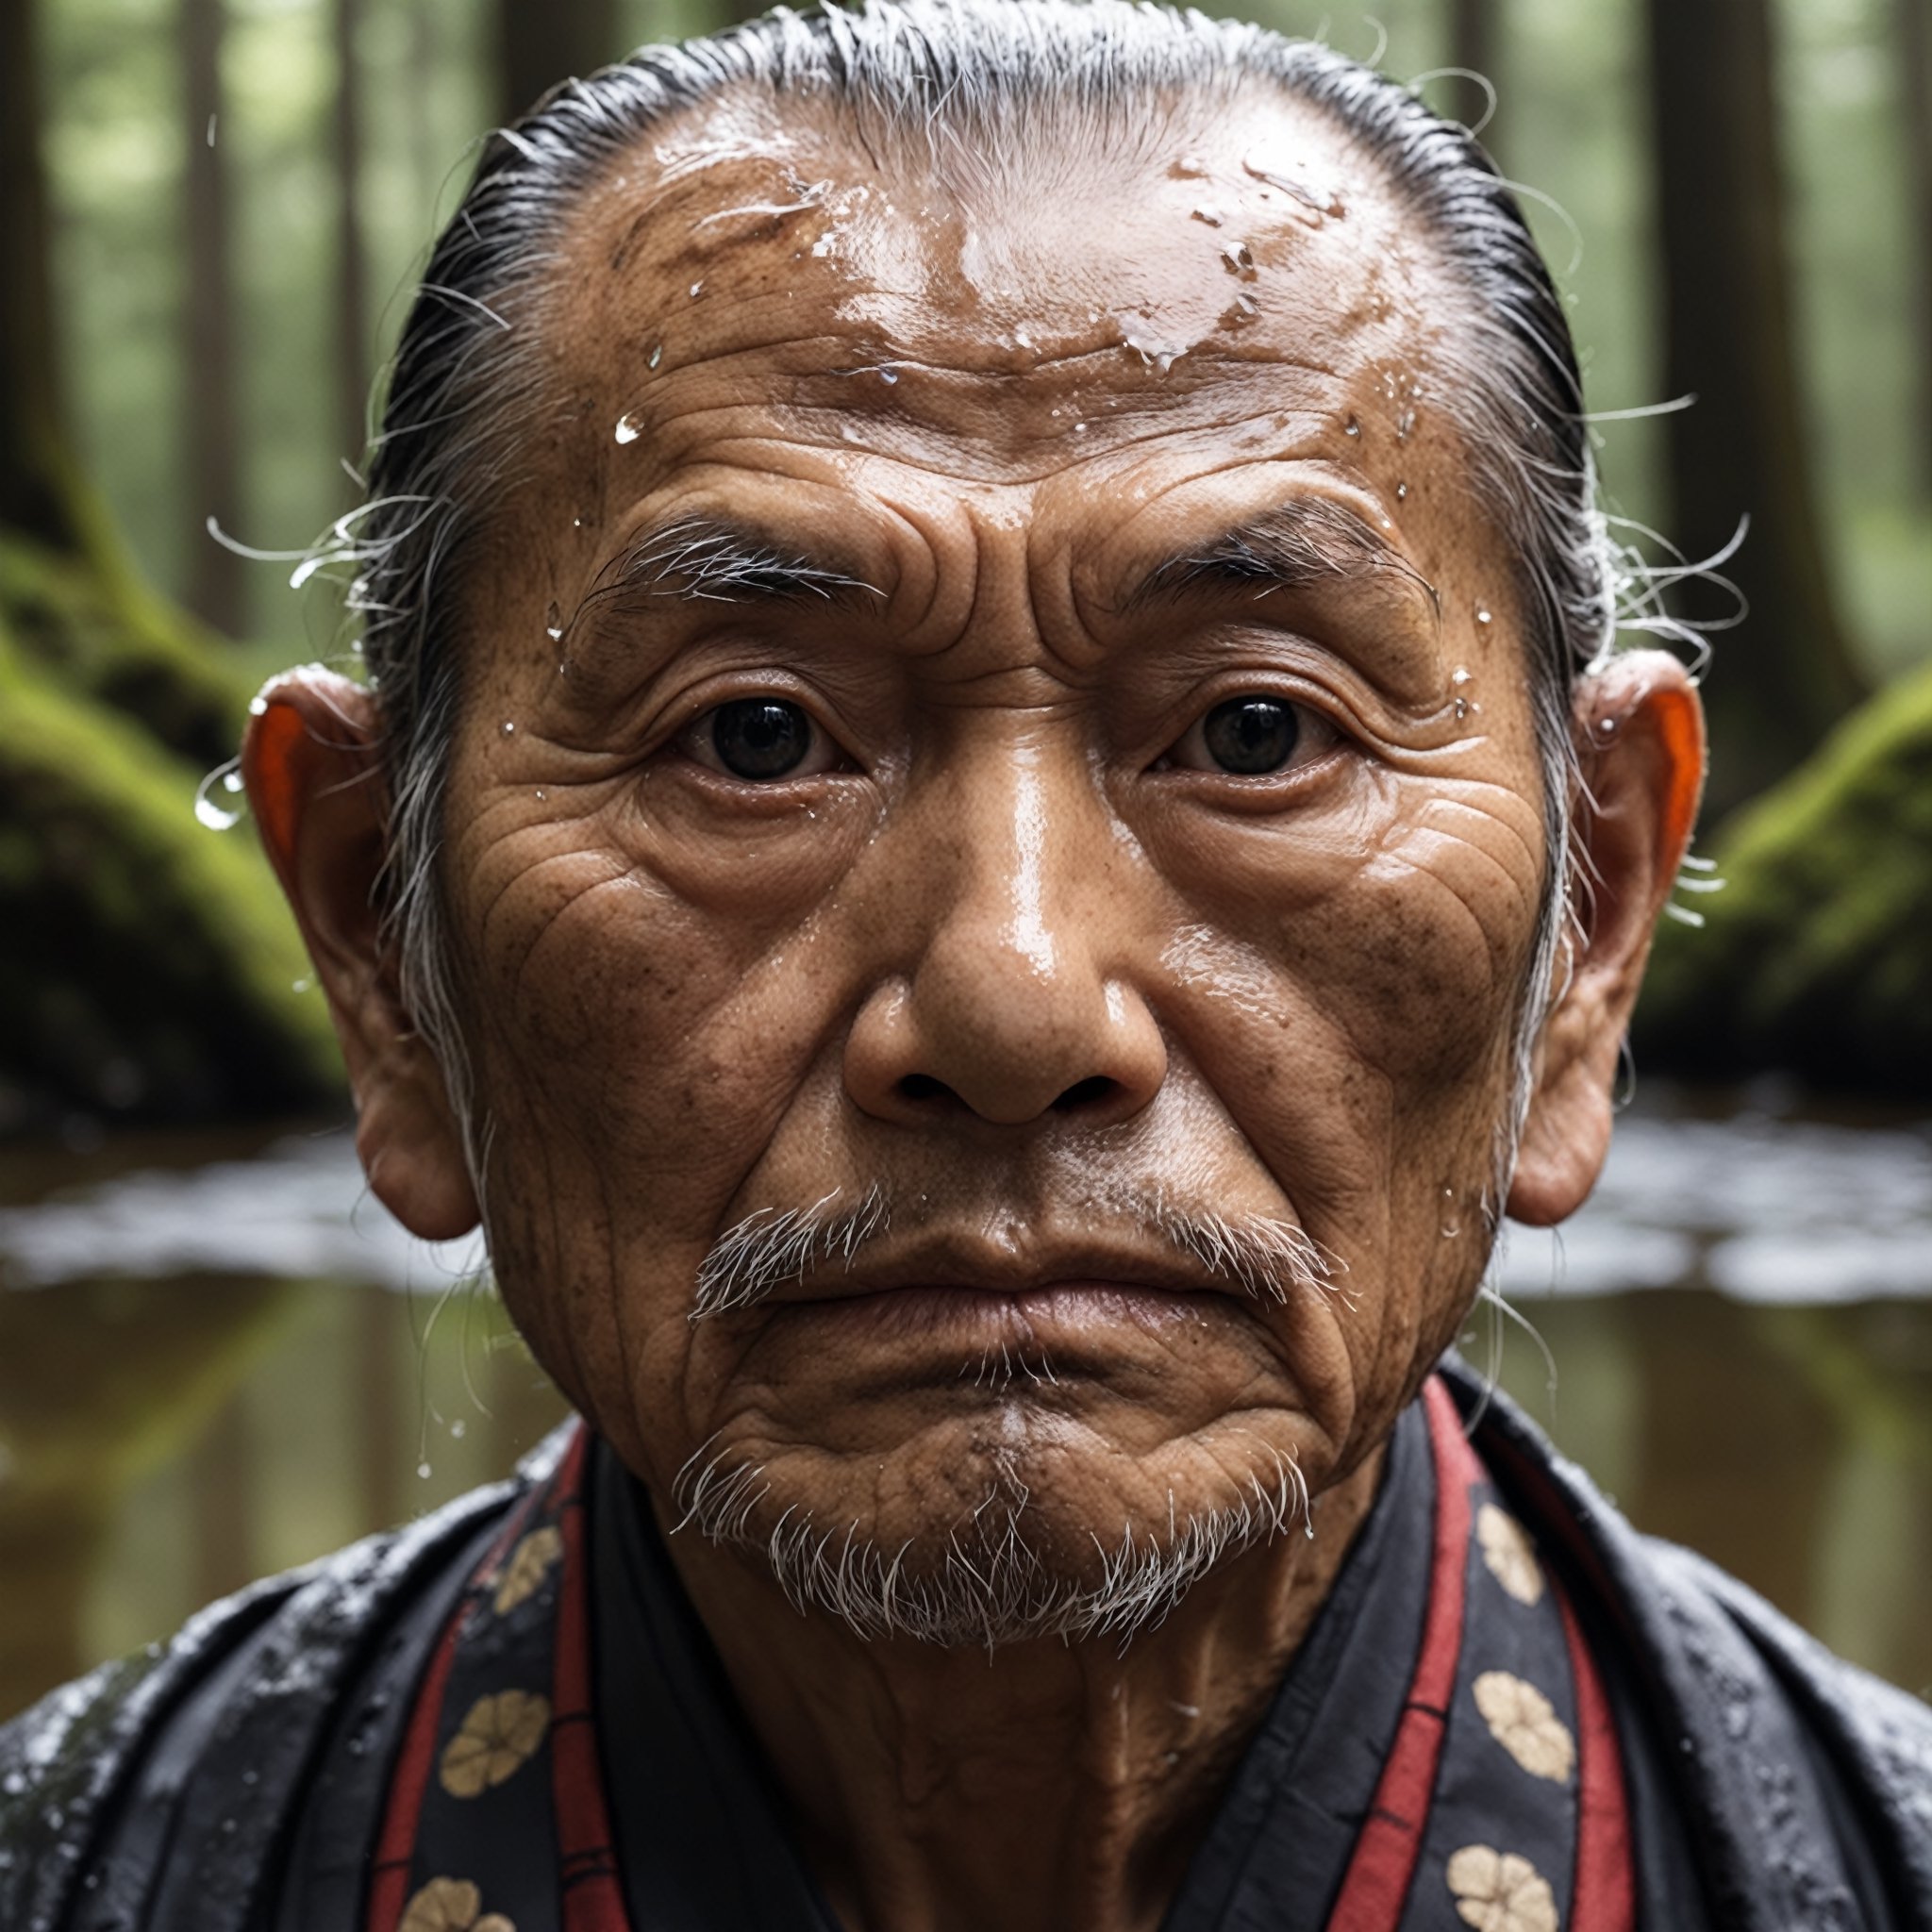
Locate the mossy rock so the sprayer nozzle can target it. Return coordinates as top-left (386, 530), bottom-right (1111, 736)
top-left (1636, 660), bottom-right (1932, 1094)
top-left (0, 531), bottom-right (242, 772)
top-left (0, 615), bottom-right (342, 1125)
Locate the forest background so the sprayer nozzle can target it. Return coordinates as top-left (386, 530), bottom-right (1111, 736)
top-left (4, 0), bottom-right (1930, 1130)
top-left (0, 0), bottom-right (1928, 1722)
top-left (3, 0), bottom-right (1929, 1123)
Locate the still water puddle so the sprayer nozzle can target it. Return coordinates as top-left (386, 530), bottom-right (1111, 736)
top-left (0, 1088), bottom-right (1926, 1720)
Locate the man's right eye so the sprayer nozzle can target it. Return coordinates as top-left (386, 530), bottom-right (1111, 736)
top-left (1160, 694), bottom-right (1338, 777)
top-left (683, 698), bottom-right (841, 781)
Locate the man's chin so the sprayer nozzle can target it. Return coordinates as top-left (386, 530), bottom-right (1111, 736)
top-left (667, 1441), bottom-right (1314, 1649)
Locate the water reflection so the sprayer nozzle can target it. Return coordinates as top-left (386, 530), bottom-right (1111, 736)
top-left (0, 1091), bottom-right (1926, 1722)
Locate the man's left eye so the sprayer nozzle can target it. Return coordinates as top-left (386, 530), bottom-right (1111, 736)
top-left (1163, 695), bottom-right (1336, 775)
top-left (682, 698), bottom-right (842, 781)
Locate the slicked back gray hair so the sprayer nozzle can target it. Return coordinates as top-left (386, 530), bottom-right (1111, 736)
top-left (333, 0), bottom-right (1625, 1189)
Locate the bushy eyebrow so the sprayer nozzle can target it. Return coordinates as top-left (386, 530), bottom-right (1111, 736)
top-left (1124, 497), bottom-right (1439, 618)
top-left (595, 514), bottom-right (882, 608)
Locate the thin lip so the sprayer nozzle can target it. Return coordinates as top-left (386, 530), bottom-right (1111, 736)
top-left (760, 1229), bottom-right (1241, 1307)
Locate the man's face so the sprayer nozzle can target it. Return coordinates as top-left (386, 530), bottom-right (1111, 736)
top-left (437, 92), bottom-right (1550, 1622)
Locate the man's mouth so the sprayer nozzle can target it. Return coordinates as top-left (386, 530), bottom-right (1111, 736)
top-left (763, 1275), bottom-right (1227, 1344)
top-left (693, 1202), bottom-right (1338, 1324)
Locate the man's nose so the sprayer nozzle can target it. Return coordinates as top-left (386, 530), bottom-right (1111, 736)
top-left (842, 746), bottom-right (1168, 1128)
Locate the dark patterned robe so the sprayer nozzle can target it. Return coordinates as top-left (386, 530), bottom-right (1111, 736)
top-left (4, 1360), bottom-right (1929, 1931)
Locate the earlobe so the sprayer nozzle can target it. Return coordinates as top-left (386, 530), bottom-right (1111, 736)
top-left (1506, 653), bottom-right (1706, 1228)
top-left (242, 669), bottom-right (480, 1242)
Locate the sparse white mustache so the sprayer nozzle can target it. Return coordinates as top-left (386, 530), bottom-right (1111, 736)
top-left (689, 1182), bottom-right (1343, 1321)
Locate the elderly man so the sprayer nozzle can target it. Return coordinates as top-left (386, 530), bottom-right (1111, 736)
top-left (5, 3), bottom-right (1929, 1927)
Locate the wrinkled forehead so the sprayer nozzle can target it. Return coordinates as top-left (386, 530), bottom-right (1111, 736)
top-left (534, 81), bottom-right (1459, 476)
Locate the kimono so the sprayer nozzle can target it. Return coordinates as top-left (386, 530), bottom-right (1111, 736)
top-left (4, 1359), bottom-right (1929, 1931)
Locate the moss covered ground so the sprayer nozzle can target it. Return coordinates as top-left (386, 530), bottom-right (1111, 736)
top-left (0, 532), bottom-right (341, 1126)
top-left (1637, 660), bottom-right (1932, 1095)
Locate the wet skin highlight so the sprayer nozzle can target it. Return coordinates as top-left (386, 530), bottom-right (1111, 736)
top-left (246, 84), bottom-right (1704, 1932)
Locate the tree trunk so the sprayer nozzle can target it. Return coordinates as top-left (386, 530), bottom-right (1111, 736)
top-left (1, 0), bottom-right (345, 1127)
top-left (180, 0), bottom-right (246, 637)
top-left (495, 0), bottom-right (619, 125)
top-left (1898, 0), bottom-right (1932, 499)
top-left (0, 0), bottom-right (79, 553)
top-left (1643, 0), bottom-right (1865, 815)
top-left (331, 0), bottom-right (372, 475)
top-left (1449, 0), bottom-right (1502, 160)
top-left (407, 0), bottom-right (441, 227)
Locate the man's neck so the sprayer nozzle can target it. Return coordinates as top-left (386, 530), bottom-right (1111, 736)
top-left (656, 1444), bottom-right (1389, 1932)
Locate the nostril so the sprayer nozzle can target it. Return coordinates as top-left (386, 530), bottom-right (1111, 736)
top-left (1054, 1075), bottom-right (1118, 1112)
top-left (897, 1073), bottom-right (953, 1105)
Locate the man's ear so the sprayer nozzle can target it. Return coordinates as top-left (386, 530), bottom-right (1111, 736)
top-left (242, 668), bottom-right (480, 1241)
top-left (1506, 651), bottom-right (1705, 1227)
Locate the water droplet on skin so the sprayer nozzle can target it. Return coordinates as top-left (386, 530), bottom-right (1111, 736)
top-left (572, 514), bottom-right (587, 529)
top-left (545, 601), bottom-right (564, 641)
top-left (689, 280), bottom-right (704, 298)
top-left (248, 694), bottom-right (268, 716)
top-left (877, 366), bottom-right (898, 384)
top-left (1476, 607), bottom-right (1492, 625)
top-left (1396, 407), bottom-right (1415, 441)
top-left (499, 720), bottom-right (516, 738)
top-left (1440, 1187), bottom-right (1460, 1237)
top-left (1395, 481), bottom-right (1409, 501)
top-left (534, 788), bottom-right (547, 802)
top-left (1191, 203), bottom-right (1224, 226)
top-left (614, 412), bottom-right (641, 444)
top-left (1124, 331), bottom-right (1189, 374)
top-left (1343, 416), bottom-right (1361, 439)
top-left (1452, 666), bottom-right (1472, 686)
top-left (1074, 422), bottom-right (1088, 433)
top-left (1241, 152), bottom-right (1346, 221)
top-left (648, 342), bottom-right (662, 369)
top-left (194, 760), bottom-right (246, 830)
top-left (1220, 241), bottom-right (1255, 275)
